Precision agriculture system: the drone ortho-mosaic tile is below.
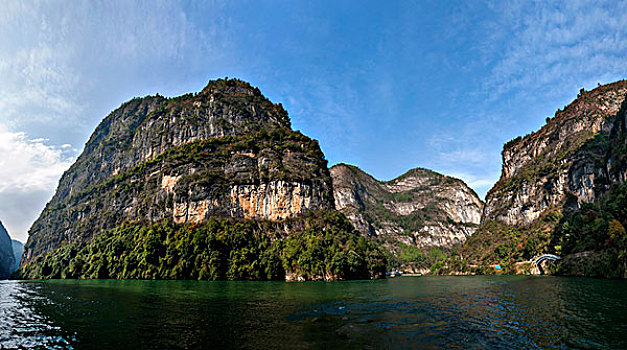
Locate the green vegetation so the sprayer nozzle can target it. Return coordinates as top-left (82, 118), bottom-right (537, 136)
top-left (490, 115), bottom-right (614, 208)
top-left (24, 125), bottom-right (332, 264)
top-left (364, 202), bottom-right (427, 234)
top-left (19, 211), bottom-right (386, 281)
top-left (450, 209), bottom-right (562, 274)
top-left (426, 247), bottom-right (448, 274)
top-left (455, 184), bottom-right (627, 278)
top-left (397, 243), bottom-right (427, 267)
top-left (552, 184), bottom-right (627, 278)
top-left (504, 136), bottom-right (522, 149)
top-left (383, 242), bottom-right (448, 273)
top-left (449, 81), bottom-right (627, 278)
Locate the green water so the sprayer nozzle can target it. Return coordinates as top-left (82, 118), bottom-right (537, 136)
top-left (1, 276), bottom-right (625, 349)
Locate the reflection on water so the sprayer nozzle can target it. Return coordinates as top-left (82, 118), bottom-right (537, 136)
top-left (0, 281), bottom-right (75, 348)
top-left (0, 276), bottom-right (625, 349)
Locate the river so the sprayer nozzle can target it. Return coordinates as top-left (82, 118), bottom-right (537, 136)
top-left (0, 276), bottom-right (625, 349)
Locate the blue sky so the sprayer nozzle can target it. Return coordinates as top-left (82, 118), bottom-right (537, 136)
top-left (0, 1), bottom-right (625, 241)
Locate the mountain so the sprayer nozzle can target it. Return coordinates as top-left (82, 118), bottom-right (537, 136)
top-left (0, 221), bottom-right (15, 279)
top-left (11, 240), bottom-right (23, 272)
top-left (484, 80), bottom-right (627, 225)
top-left (331, 164), bottom-right (483, 270)
top-left (19, 78), bottom-right (386, 280)
top-left (455, 80), bottom-right (627, 277)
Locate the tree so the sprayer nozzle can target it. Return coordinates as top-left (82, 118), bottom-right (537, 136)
top-left (609, 219), bottom-right (626, 243)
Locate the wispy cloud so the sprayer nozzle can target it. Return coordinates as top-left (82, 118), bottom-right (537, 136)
top-left (0, 6), bottom-right (83, 132)
top-left (0, 124), bottom-right (74, 240)
top-left (0, 126), bottom-right (73, 192)
top-left (484, 1), bottom-right (627, 101)
top-left (284, 76), bottom-right (371, 164)
top-left (423, 0), bottom-right (627, 198)
top-left (0, 1), bottom-right (231, 240)
top-left (0, 0), bottom-right (624, 239)
top-left (426, 131), bottom-right (501, 199)
top-left (437, 149), bottom-right (488, 167)
top-left (0, 1), bottom-right (231, 144)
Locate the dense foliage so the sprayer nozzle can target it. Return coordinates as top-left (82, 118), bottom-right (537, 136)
top-left (553, 184), bottom-right (627, 278)
top-left (23, 124), bottom-right (333, 269)
top-left (383, 242), bottom-right (448, 273)
top-left (451, 184), bottom-right (627, 278)
top-left (18, 211), bottom-right (387, 281)
top-left (455, 211), bottom-right (559, 274)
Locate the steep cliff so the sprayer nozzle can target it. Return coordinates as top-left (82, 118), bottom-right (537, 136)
top-left (11, 240), bottom-right (23, 272)
top-left (331, 164), bottom-right (483, 252)
top-left (484, 80), bottom-right (627, 226)
top-left (454, 80), bottom-right (627, 277)
top-left (20, 79), bottom-right (359, 279)
top-left (0, 221), bottom-right (15, 279)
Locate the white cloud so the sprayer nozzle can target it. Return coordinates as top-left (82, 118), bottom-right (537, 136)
top-left (423, 1), bottom-right (627, 199)
top-left (0, 124), bottom-right (73, 240)
top-left (425, 128), bottom-right (504, 199)
top-left (0, 125), bottom-right (72, 192)
top-left (0, 1), bottom-right (231, 145)
top-left (435, 149), bottom-right (488, 167)
top-left (0, 2), bottom-right (233, 241)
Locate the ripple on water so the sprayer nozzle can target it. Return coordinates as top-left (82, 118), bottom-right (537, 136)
top-left (290, 277), bottom-right (627, 349)
top-left (0, 281), bottom-right (74, 349)
top-left (0, 276), bottom-right (625, 349)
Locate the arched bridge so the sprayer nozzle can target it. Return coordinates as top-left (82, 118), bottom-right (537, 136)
top-left (531, 254), bottom-right (561, 274)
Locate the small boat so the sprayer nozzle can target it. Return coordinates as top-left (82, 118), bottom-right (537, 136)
top-left (386, 269), bottom-right (402, 278)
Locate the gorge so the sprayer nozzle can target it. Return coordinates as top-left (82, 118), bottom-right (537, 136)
top-left (14, 78), bottom-right (627, 280)
top-left (17, 78), bottom-right (386, 281)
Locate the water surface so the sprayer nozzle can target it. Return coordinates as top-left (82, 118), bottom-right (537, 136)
top-left (0, 276), bottom-right (625, 349)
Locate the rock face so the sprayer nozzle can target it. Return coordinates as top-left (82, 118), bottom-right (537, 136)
top-left (22, 79), bottom-right (334, 268)
top-left (11, 240), bottom-right (23, 272)
top-left (330, 164), bottom-right (483, 250)
top-left (484, 80), bottom-right (627, 226)
top-left (457, 80), bottom-right (627, 277)
top-left (0, 221), bottom-right (15, 279)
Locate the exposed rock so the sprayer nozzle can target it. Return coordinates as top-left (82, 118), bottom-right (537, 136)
top-left (21, 79), bottom-right (334, 269)
top-left (457, 80), bottom-right (627, 278)
top-left (484, 80), bottom-right (627, 226)
top-left (330, 164), bottom-right (483, 251)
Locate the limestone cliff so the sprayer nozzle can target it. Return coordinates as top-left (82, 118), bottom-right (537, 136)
top-left (22, 79), bottom-right (334, 268)
top-left (484, 80), bottom-right (627, 226)
top-left (455, 80), bottom-right (627, 277)
top-left (330, 164), bottom-right (483, 251)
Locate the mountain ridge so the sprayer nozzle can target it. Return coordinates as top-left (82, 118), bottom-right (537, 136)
top-left (330, 163), bottom-right (483, 270)
top-left (484, 80), bottom-right (627, 226)
top-left (452, 79), bottom-right (627, 278)
top-left (20, 78), bottom-right (368, 280)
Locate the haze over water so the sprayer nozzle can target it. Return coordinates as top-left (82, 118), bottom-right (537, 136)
top-left (1, 276), bottom-right (625, 349)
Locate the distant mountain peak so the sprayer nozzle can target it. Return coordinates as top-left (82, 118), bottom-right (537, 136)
top-left (0, 221), bottom-right (15, 279)
top-left (330, 163), bottom-right (483, 272)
